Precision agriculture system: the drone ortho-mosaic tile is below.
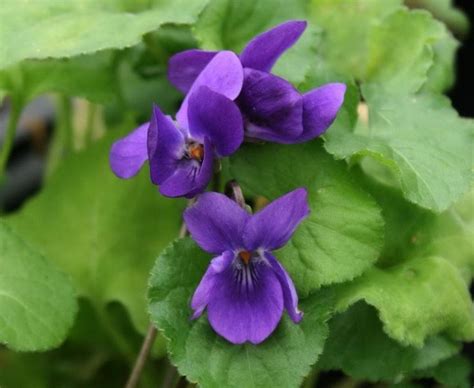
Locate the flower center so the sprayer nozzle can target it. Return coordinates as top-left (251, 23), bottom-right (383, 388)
top-left (239, 250), bottom-right (252, 265)
top-left (187, 143), bottom-right (204, 162)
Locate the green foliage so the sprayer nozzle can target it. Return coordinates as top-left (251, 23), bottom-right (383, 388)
top-left (364, 9), bottom-right (445, 93)
top-left (0, 299), bottom-right (160, 388)
top-left (0, 0), bottom-right (208, 69)
top-left (325, 86), bottom-right (473, 212)
top-left (0, 53), bottom-right (118, 104)
top-left (6, 133), bottom-right (184, 332)
top-left (422, 26), bottom-right (458, 93)
top-left (230, 141), bottom-right (384, 295)
top-left (318, 303), bottom-right (460, 382)
top-left (334, 255), bottom-right (474, 347)
top-left (149, 238), bottom-right (333, 388)
top-left (310, 1), bottom-right (451, 93)
top-left (365, 178), bottom-right (474, 282)
top-left (423, 190), bottom-right (474, 282)
top-left (0, 222), bottom-right (77, 351)
top-left (310, 0), bottom-right (402, 81)
top-left (414, 354), bottom-right (472, 388)
top-left (405, 0), bottom-right (469, 37)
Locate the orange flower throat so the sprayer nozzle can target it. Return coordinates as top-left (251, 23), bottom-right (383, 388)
top-left (239, 251), bottom-right (252, 265)
top-left (188, 143), bottom-right (204, 161)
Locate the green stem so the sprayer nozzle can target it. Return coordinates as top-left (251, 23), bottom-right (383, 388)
top-left (45, 95), bottom-right (74, 178)
top-left (0, 97), bottom-right (22, 180)
top-left (125, 324), bottom-right (157, 388)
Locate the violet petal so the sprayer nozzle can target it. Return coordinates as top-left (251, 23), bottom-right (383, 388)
top-left (243, 188), bottom-right (310, 251)
top-left (190, 250), bottom-right (234, 319)
top-left (265, 252), bottom-right (303, 323)
top-left (239, 68), bottom-right (304, 143)
top-left (168, 49), bottom-right (218, 94)
top-left (148, 105), bottom-right (185, 185)
top-left (298, 83), bottom-right (346, 142)
top-left (207, 259), bottom-right (284, 344)
top-left (184, 192), bottom-right (250, 254)
top-left (188, 86), bottom-right (243, 157)
top-left (109, 122), bottom-right (149, 179)
top-left (240, 20), bottom-right (307, 72)
top-left (176, 51), bottom-right (243, 129)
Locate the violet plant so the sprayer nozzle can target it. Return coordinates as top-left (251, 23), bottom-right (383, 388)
top-left (0, 2), bottom-right (473, 388)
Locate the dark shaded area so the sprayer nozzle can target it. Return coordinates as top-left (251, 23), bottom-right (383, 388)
top-left (453, 2), bottom-right (474, 385)
top-left (450, 0), bottom-right (474, 117)
top-left (0, 97), bottom-right (53, 212)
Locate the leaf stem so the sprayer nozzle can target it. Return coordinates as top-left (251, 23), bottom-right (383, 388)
top-left (45, 95), bottom-right (75, 178)
top-left (0, 96), bottom-right (22, 180)
top-left (225, 179), bottom-right (246, 208)
top-left (124, 324), bottom-right (157, 388)
top-left (125, 199), bottom-right (193, 388)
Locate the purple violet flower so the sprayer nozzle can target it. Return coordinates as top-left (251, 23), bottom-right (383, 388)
top-left (184, 188), bottom-right (309, 344)
top-left (109, 51), bottom-right (244, 198)
top-left (168, 20), bottom-right (346, 144)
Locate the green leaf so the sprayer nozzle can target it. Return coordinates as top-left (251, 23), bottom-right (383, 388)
top-left (405, 0), bottom-right (469, 37)
top-left (230, 141), bottom-right (384, 295)
top-left (0, 52), bottom-right (118, 103)
top-left (0, 221), bottom-right (77, 351)
top-left (309, 0), bottom-right (403, 81)
top-left (148, 238), bottom-right (333, 388)
top-left (194, 0), bottom-right (318, 85)
top-left (334, 256), bottom-right (474, 347)
top-left (421, 190), bottom-right (474, 282)
top-left (422, 27), bottom-right (458, 93)
top-left (358, 177), bottom-right (474, 282)
top-left (6, 133), bottom-right (184, 332)
top-left (414, 354), bottom-right (471, 388)
top-left (117, 57), bottom-right (182, 119)
top-left (365, 9), bottom-right (445, 93)
top-left (318, 303), bottom-right (460, 382)
top-left (310, 2), bottom-right (448, 93)
top-left (0, 0), bottom-right (208, 70)
top-left (0, 298), bottom-right (162, 388)
top-left (325, 86), bottom-right (474, 212)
